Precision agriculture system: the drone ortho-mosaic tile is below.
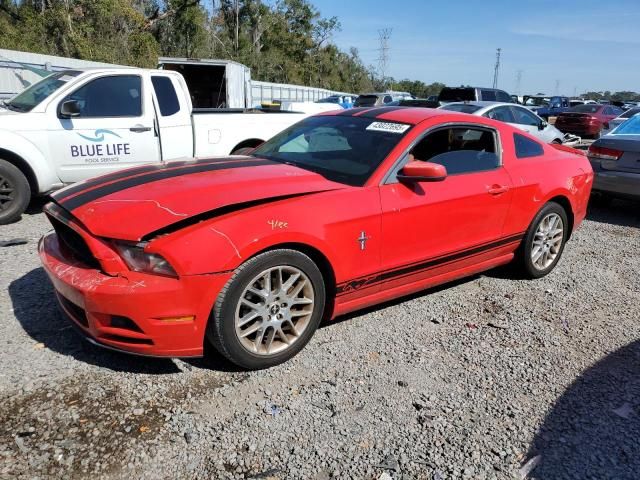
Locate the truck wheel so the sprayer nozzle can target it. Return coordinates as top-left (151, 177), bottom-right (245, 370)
top-left (517, 202), bottom-right (568, 279)
top-left (207, 249), bottom-right (326, 370)
top-left (0, 159), bottom-right (31, 225)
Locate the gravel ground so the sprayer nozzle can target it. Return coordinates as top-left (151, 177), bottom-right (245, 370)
top-left (0, 198), bottom-right (639, 480)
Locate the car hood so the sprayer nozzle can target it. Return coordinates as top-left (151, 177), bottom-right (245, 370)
top-left (51, 157), bottom-right (348, 241)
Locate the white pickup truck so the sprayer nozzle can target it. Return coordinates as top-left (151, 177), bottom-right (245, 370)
top-left (0, 68), bottom-right (311, 224)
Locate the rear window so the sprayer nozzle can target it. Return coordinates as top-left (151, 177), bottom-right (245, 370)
top-left (355, 95), bottom-right (378, 107)
top-left (514, 133), bottom-right (544, 158)
top-left (571, 105), bottom-right (601, 114)
top-left (439, 88), bottom-right (475, 102)
top-left (440, 103), bottom-right (482, 114)
top-left (481, 90), bottom-right (497, 101)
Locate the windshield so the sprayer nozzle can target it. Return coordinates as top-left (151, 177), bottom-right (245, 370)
top-left (620, 107), bottom-right (640, 118)
top-left (440, 103), bottom-right (482, 114)
top-left (611, 114), bottom-right (640, 135)
top-left (571, 104), bottom-right (601, 114)
top-left (251, 115), bottom-right (412, 186)
top-left (5, 70), bottom-right (81, 112)
top-left (439, 88), bottom-right (475, 102)
top-left (525, 97), bottom-right (550, 107)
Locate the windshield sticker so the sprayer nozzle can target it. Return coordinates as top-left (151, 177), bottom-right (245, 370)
top-left (366, 122), bottom-right (410, 134)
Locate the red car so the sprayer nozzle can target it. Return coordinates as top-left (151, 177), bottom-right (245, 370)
top-left (39, 108), bottom-right (593, 369)
top-left (555, 104), bottom-right (624, 138)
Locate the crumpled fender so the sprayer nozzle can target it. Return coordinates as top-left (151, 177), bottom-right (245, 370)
top-left (0, 129), bottom-right (61, 193)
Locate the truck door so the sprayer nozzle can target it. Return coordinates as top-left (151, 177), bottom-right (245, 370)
top-left (49, 73), bottom-right (161, 183)
top-left (149, 74), bottom-right (194, 160)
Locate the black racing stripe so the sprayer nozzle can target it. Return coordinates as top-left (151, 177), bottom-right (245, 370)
top-left (336, 107), bottom-right (372, 116)
top-left (336, 233), bottom-right (524, 295)
top-left (60, 159), bottom-right (277, 211)
top-left (52, 158), bottom-right (237, 202)
top-left (357, 106), bottom-right (411, 119)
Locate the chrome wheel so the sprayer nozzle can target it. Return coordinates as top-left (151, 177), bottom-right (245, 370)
top-left (235, 266), bottom-right (315, 355)
top-left (531, 213), bottom-right (564, 271)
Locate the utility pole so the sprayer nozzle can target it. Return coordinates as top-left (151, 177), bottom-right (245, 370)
top-left (377, 28), bottom-right (392, 90)
top-left (515, 69), bottom-right (523, 95)
top-left (492, 48), bottom-right (501, 89)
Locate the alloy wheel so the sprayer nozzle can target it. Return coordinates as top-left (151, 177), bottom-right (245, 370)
top-left (234, 266), bottom-right (315, 355)
top-left (531, 213), bottom-right (564, 271)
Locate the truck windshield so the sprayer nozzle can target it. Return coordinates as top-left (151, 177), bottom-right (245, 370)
top-left (525, 97), bottom-right (550, 107)
top-left (251, 115), bottom-right (412, 186)
top-left (5, 71), bottom-right (81, 112)
top-left (438, 88), bottom-right (475, 102)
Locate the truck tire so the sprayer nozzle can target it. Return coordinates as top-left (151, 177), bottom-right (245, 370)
top-left (0, 159), bottom-right (31, 225)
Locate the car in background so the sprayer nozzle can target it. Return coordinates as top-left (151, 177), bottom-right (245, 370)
top-left (437, 86), bottom-right (512, 105)
top-left (354, 91), bottom-right (414, 107)
top-left (317, 95), bottom-right (356, 109)
top-left (387, 98), bottom-right (439, 108)
top-left (440, 101), bottom-right (567, 144)
top-left (555, 104), bottom-right (624, 138)
top-left (588, 114), bottom-right (640, 201)
top-left (523, 95), bottom-right (571, 119)
top-left (603, 107), bottom-right (640, 134)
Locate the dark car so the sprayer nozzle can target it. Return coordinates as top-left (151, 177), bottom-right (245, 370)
top-left (438, 86), bottom-right (512, 105)
top-left (555, 104), bottom-right (623, 138)
top-left (588, 114), bottom-right (640, 200)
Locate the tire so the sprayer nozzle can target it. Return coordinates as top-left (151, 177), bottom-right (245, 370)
top-left (517, 202), bottom-right (569, 279)
top-left (0, 159), bottom-right (31, 225)
top-left (207, 249), bottom-right (326, 370)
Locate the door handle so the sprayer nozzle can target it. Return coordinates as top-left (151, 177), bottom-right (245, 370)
top-left (130, 125), bottom-right (152, 133)
top-left (487, 184), bottom-right (509, 195)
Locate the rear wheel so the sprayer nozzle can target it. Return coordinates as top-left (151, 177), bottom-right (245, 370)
top-left (207, 249), bottom-right (326, 370)
top-left (0, 159), bottom-right (31, 225)
top-left (517, 202), bottom-right (568, 279)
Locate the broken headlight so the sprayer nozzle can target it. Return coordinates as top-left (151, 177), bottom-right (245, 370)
top-left (113, 241), bottom-right (177, 277)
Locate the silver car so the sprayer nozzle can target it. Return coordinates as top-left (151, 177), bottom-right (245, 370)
top-left (588, 114), bottom-right (640, 200)
top-left (439, 101), bottom-right (567, 144)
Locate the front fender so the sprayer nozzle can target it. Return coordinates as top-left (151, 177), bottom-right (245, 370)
top-left (0, 129), bottom-right (60, 193)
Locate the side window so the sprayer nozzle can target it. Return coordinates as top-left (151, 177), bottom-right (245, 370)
top-left (602, 107), bottom-right (612, 115)
top-left (496, 90), bottom-right (511, 102)
top-left (383, 95), bottom-right (393, 104)
top-left (511, 107), bottom-right (540, 126)
top-left (484, 106), bottom-right (516, 123)
top-left (64, 75), bottom-right (142, 118)
top-left (409, 127), bottom-right (499, 175)
top-left (514, 133), bottom-right (544, 158)
top-left (481, 90), bottom-right (497, 101)
top-left (151, 76), bottom-right (180, 117)
top-left (612, 108), bottom-right (623, 116)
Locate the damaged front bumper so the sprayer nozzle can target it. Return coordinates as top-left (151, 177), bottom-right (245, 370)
top-left (39, 231), bottom-right (231, 357)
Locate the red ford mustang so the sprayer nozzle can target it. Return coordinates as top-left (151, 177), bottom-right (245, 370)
top-left (39, 107), bottom-right (593, 369)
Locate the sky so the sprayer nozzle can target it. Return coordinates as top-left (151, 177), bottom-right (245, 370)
top-left (310, 0), bottom-right (640, 95)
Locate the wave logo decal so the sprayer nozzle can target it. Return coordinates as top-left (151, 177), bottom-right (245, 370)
top-left (77, 129), bottom-right (121, 142)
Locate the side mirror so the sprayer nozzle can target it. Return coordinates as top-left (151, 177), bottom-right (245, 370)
top-left (59, 100), bottom-right (80, 118)
top-left (397, 161), bottom-right (447, 183)
top-left (538, 120), bottom-right (548, 130)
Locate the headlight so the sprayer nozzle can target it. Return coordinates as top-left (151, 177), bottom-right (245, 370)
top-left (113, 241), bottom-right (177, 277)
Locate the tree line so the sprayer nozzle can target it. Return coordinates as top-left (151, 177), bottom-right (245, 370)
top-left (1, 1), bottom-right (637, 101)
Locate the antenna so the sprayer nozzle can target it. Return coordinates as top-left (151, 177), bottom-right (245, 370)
top-left (377, 28), bottom-right (392, 90)
top-left (515, 69), bottom-right (523, 95)
top-left (492, 48), bottom-right (501, 89)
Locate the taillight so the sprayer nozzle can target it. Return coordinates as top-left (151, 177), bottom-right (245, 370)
top-left (588, 145), bottom-right (624, 161)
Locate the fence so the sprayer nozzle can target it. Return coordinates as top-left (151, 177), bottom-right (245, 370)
top-left (251, 80), bottom-right (354, 105)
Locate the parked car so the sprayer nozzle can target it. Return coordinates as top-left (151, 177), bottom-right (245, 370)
top-left (555, 104), bottom-right (624, 138)
top-left (440, 101), bottom-right (567, 143)
top-left (523, 95), bottom-right (571, 119)
top-left (317, 95), bottom-right (356, 109)
top-left (437, 86), bottom-right (512, 105)
top-left (603, 107), bottom-right (640, 134)
top-left (39, 107), bottom-right (593, 369)
top-left (0, 68), bottom-right (312, 224)
top-left (387, 98), bottom-right (439, 108)
top-left (588, 114), bottom-right (640, 200)
top-left (354, 92), bottom-right (413, 107)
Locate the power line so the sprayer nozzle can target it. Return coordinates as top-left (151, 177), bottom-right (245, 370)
top-left (492, 48), bottom-right (501, 89)
top-left (377, 28), bottom-right (392, 90)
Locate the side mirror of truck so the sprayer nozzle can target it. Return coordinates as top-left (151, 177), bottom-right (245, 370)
top-left (59, 100), bottom-right (80, 118)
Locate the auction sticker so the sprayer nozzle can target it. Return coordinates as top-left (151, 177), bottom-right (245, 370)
top-left (366, 122), bottom-right (411, 134)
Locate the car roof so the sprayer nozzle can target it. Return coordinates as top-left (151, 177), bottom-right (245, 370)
top-left (321, 106), bottom-right (503, 125)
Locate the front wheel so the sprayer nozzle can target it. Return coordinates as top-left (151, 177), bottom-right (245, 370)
top-left (0, 159), bottom-right (31, 225)
top-left (207, 249), bottom-right (326, 370)
top-left (518, 202), bottom-right (568, 279)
